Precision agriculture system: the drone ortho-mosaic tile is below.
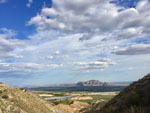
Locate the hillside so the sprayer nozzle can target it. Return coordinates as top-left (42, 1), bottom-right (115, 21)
top-left (85, 74), bottom-right (150, 113)
top-left (0, 82), bottom-right (55, 113)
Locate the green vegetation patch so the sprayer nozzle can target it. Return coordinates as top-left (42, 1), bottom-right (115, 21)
top-left (90, 95), bottom-right (114, 102)
top-left (52, 98), bottom-right (72, 105)
top-left (78, 99), bottom-right (93, 103)
top-left (0, 90), bottom-right (3, 94)
top-left (77, 95), bottom-right (115, 104)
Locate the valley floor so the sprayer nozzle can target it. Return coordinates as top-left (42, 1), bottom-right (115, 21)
top-left (33, 91), bottom-right (118, 113)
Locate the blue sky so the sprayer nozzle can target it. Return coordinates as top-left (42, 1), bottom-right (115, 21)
top-left (0, 0), bottom-right (150, 86)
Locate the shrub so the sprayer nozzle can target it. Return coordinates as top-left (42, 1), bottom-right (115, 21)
top-left (52, 99), bottom-right (71, 105)
top-left (2, 95), bottom-right (9, 99)
top-left (123, 91), bottom-right (140, 106)
top-left (19, 88), bottom-right (27, 92)
top-left (0, 90), bottom-right (2, 94)
top-left (3, 89), bottom-right (7, 92)
top-left (122, 106), bottom-right (150, 113)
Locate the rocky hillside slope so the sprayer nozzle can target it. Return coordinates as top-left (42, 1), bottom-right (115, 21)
top-left (85, 74), bottom-right (150, 113)
top-left (0, 82), bottom-right (55, 113)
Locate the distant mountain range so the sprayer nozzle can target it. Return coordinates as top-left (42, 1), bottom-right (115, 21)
top-left (23, 80), bottom-right (132, 89)
top-left (76, 80), bottom-right (132, 87)
top-left (76, 80), bottom-right (110, 86)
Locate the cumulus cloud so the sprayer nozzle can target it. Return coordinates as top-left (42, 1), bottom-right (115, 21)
top-left (0, 28), bottom-right (25, 59)
top-left (112, 44), bottom-right (150, 55)
top-left (73, 58), bottom-right (116, 72)
top-left (0, 28), bottom-right (16, 39)
top-left (28, 0), bottom-right (120, 33)
top-left (28, 0), bottom-right (150, 40)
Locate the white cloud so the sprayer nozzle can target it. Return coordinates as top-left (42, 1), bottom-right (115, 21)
top-left (0, 28), bottom-right (26, 59)
top-left (0, 62), bottom-right (42, 73)
top-left (28, 0), bottom-right (119, 33)
top-left (0, 28), bottom-right (16, 39)
top-left (0, 60), bottom-right (63, 74)
top-left (28, 0), bottom-right (150, 40)
top-left (46, 56), bottom-right (53, 59)
top-left (55, 50), bottom-right (60, 54)
top-left (73, 58), bottom-right (116, 72)
top-left (26, 0), bottom-right (33, 8)
top-left (112, 44), bottom-right (150, 55)
top-left (47, 64), bottom-right (63, 68)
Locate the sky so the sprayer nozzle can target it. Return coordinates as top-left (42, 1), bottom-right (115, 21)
top-left (0, 0), bottom-right (150, 87)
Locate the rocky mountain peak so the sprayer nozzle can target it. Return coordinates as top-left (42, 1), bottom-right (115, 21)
top-left (76, 80), bottom-right (109, 86)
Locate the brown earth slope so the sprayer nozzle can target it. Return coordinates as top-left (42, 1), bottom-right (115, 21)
top-left (0, 82), bottom-right (54, 113)
top-left (85, 74), bottom-right (150, 113)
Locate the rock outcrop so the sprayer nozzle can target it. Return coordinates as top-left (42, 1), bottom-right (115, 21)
top-left (76, 80), bottom-right (110, 86)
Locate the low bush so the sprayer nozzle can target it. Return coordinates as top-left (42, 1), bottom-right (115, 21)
top-left (122, 106), bottom-right (150, 113)
top-left (0, 90), bottom-right (3, 94)
top-left (2, 95), bottom-right (9, 99)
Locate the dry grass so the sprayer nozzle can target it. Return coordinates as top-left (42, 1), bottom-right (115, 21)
top-left (71, 96), bottom-right (93, 101)
top-left (122, 106), bottom-right (150, 113)
top-left (0, 83), bottom-right (54, 113)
